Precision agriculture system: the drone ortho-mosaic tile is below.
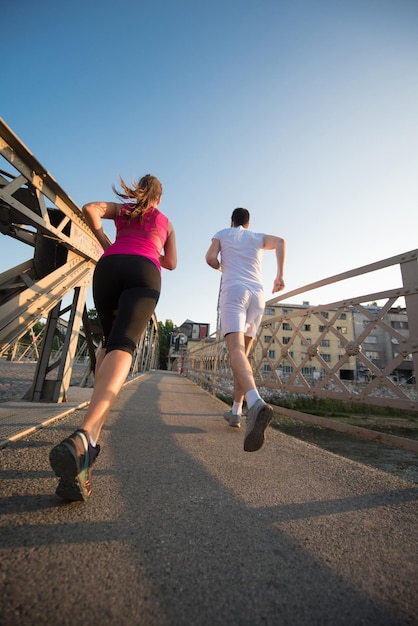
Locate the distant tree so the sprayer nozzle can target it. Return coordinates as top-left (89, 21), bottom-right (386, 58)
top-left (82, 308), bottom-right (103, 344)
top-left (14, 320), bottom-right (47, 357)
top-left (158, 319), bottom-right (176, 369)
top-left (74, 308), bottom-right (103, 358)
top-left (22, 319), bottom-right (46, 345)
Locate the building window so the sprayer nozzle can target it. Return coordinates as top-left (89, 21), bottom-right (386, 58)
top-left (321, 312), bottom-right (329, 319)
top-left (268, 350), bottom-right (275, 358)
top-left (320, 353), bottom-right (331, 362)
top-left (394, 352), bottom-right (413, 361)
top-left (282, 309), bottom-right (293, 315)
top-left (263, 364), bottom-right (271, 372)
top-left (282, 365), bottom-right (293, 373)
top-left (337, 326), bottom-right (347, 334)
top-left (339, 312), bottom-right (347, 320)
top-left (282, 322), bottom-right (291, 330)
top-left (302, 367), bottom-right (314, 375)
top-left (364, 336), bottom-right (378, 344)
top-left (302, 324), bottom-right (311, 331)
top-left (264, 335), bottom-right (272, 343)
top-left (282, 337), bottom-right (291, 344)
top-left (265, 307), bottom-right (275, 315)
top-left (365, 351), bottom-right (379, 360)
top-left (319, 325), bottom-right (326, 332)
top-left (320, 339), bottom-right (330, 347)
top-left (391, 320), bottom-right (408, 330)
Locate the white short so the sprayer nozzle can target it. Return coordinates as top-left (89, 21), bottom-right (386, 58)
top-left (220, 283), bottom-right (265, 338)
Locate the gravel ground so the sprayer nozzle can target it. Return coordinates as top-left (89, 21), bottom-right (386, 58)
top-left (0, 359), bottom-right (91, 403)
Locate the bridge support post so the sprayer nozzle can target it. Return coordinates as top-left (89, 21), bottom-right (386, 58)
top-left (401, 254), bottom-right (418, 385)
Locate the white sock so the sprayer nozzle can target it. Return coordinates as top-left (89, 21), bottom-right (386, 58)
top-left (245, 389), bottom-right (261, 409)
top-left (89, 436), bottom-right (96, 448)
top-left (232, 402), bottom-right (243, 415)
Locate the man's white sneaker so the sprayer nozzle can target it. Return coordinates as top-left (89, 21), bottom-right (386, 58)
top-left (223, 409), bottom-right (241, 428)
top-left (244, 399), bottom-right (273, 452)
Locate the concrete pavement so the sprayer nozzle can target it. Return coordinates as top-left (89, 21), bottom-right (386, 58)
top-left (1, 370), bottom-right (417, 625)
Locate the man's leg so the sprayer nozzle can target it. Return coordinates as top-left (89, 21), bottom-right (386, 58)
top-left (232, 335), bottom-right (253, 403)
top-left (225, 332), bottom-right (273, 452)
top-left (225, 332), bottom-right (256, 398)
top-left (223, 335), bottom-right (254, 427)
top-left (227, 335), bottom-right (253, 414)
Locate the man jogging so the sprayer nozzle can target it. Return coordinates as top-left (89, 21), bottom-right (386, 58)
top-left (205, 207), bottom-right (286, 452)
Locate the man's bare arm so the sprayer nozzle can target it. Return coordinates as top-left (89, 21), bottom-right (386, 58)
top-left (264, 234), bottom-right (286, 293)
top-left (205, 238), bottom-right (222, 270)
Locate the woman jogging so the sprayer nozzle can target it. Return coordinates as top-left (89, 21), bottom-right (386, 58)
top-left (49, 174), bottom-right (177, 501)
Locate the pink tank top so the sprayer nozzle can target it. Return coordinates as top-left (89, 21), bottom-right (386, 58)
top-left (102, 204), bottom-right (169, 272)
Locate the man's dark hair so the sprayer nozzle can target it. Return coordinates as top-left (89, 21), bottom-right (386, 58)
top-left (231, 207), bottom-right (250, 227)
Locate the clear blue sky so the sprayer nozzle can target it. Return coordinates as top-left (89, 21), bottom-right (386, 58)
top-left (2, 0), bottom-right (417, 333)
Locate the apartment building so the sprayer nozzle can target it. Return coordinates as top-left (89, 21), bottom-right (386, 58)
top-left (178, 303), bottom-right (414, 385)
top-left (168, 319), bottom-right (211, 371)
top-left (353, 305), bottom-right (413, 384)
top-left (254, 302), bottom-right (414, 384)
top-left (255, 302), bottom-right (357, 383)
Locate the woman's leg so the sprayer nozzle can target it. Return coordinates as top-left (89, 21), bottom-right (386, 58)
top-left (82, 349), bottom-right (133, 444)
top-left (95, 347), bottom-right (107, 376)
top-left (50, 256), bottom-right (160, 501)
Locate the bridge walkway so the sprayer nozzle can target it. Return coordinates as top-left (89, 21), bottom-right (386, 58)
top-left (1, 370), bottom-right (417, 625)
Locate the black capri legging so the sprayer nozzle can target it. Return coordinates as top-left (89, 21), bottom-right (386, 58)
top-left (93, 254), bottom-right (161, 356)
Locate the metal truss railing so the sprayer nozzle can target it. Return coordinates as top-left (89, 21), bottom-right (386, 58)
top-left (0, 118), bottom-right (160, 402)
top-left (131, 314), bottom-right (160, 375)
top-left (185, 249), bottom-right (418, 447)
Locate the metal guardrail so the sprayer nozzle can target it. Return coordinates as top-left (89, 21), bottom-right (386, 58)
top-left (184, 249), bottom-right (418, 451)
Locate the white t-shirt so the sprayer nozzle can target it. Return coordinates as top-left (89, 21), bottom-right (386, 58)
top-left (212, 226), bottom-right (265, 289)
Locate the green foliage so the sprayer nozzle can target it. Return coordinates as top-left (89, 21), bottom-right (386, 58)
top-left (216, 392), bottom-right (233, 404)
top-left (158, 319), bottom-right (176, 369)
top-left (20, 320), bottom-right (46, 346)
top-left (84, 308), bottom-right (102, 341)
top-left (270, 393), bottom-right (418, 420)
top-left (86, 308), bottom-right (100, 327)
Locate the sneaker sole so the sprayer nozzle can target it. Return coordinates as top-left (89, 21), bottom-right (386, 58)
top-left (50, 444), bottom-right (90, 502)
top-left (244, 405), bottom-right (273, 452)
top-left (49, 443), bottom-right (78, 479)
top-left (55, 477), bottom-right (88, 502)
